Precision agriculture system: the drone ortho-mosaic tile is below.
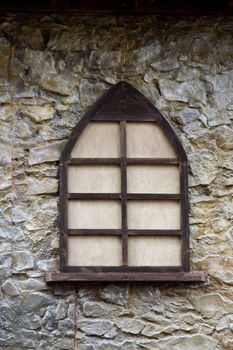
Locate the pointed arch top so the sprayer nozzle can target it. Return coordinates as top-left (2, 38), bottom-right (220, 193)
top-left (46, 81), bottom-right (206, 283)
top-left (61, 81), bottom-right (187, 162)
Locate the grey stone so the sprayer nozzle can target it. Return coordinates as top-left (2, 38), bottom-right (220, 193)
top-left (215, 126), bottom-right (233, 150)
top-left (20, 105), bottom-right (55, 122)
top-left (40, 74), bottom-right (76, 96)
top-left (28, 141), bottom-right (66, 165)
top-left (0, 144), bottom-right (11, 165)
top-left (20, 314), bottom-right (42, 330)
top-left (151, 59), bottom-right (180, 72)
top-left (134, 40), bottom-right (161, 62)
top-left (56, 302), bottom-right (68, 320)
top-left (2, 278), bottom-right (20, 296)
top-left (159, 79), bottom-right (207, 104)
top-left (142, 322), bottom-right (179, 337)
top-left (189, 293), bottom-right (233, 319)
top-left (37, 258), bottom-right (59, 272)
top-left (77, 320), bottom-right (115, 337)
top-left (101, 285), bottom-right (129, 306)
top-left (20, 292), bottom-right (53, 311)
top-left (24, 48), bottom-right (57, 78)
top-left (83, 302), bottom-right (106, 318)
top-left (138, 335), bottom-right (218, 350)
top-left (23, 278), bottom-right (47, 291)
top-left (117, 319), bottom-right (144, 335)
top-left (27, 177), bottom-right (58, 195)
top-left (12, 251), bottom-right (34, 271)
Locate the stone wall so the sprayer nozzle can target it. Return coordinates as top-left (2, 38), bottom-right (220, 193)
top-left (0, 14), bottom-right (233, 350)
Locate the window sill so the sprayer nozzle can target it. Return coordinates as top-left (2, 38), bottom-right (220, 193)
top-left (46, 271), bottom-right (206, 283)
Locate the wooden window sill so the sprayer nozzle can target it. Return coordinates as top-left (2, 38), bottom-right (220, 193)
top-left (46, 271), bottom-right (206, 283)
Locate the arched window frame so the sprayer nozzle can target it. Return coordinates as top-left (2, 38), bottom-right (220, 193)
top-left (46, 81), bottom-right (205, 282)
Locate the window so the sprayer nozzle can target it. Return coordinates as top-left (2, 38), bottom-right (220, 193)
top-left (46, 81), bottom-right (205, 282)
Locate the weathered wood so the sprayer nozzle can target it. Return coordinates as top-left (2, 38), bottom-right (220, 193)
top-left (127, 193), bottom-right (180, 200)
top-left (120, 121), bottom-right (128, 266)
top-left (56, 81), bottom-right (195, 280)
top-left (91, 115), bottom-right (154, 121)
top-left (68, 193), bottom-right (180, 200)
top-left (127, 158), bottom-right (179, 165)
top-left (68, 193), bottom-right (121, 200)
top-left (69, 158), bottom-right (121, 165)
top-left (68, 229), bottom-right (181, 236)
top-left (68, 229), bottom-right (122, 236)
top-left (59, 161), bottom-right (68, 271)
top-left (46, 271), bottom-right (206, 283)
top-left (180, 162), bottom-right (190, 272)
top-left (0, 0), bottom-right (232, 15)
top-left (69, 158), bottom-right (178, 165)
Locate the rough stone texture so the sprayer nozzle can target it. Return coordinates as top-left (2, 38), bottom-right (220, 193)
top-left (0, 14), bottom-right (232, 349)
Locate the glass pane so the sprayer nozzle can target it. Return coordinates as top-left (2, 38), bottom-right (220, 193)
top-left (127, 122), bottom-right (176, 158)
top-left (128, 236), bottom-right (181, 266)
top-left (68, 200), bottom-right (121, 229)
top-left (71, 122), bottom-right (120, 158)
top-left (68, 236), bottom-right (122, 266)
top-left (127, 165), bottom-right (180, 194)
top-left (68, 165), bottom-right (121, 193)
top-left (128, 200), bottom-right (180, 229)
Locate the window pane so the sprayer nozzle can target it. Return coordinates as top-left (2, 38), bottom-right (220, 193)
top-left (128, 200), bottom-right (180, 229)
top-left (68, 165), bottom-right (121, 193)
top-left (68, 236), bottom-right (122, 266)
top-left (68, 200), bottom-right (121, 229)
top-left (127, 122), bottom-right (176, 158)
top-left (71, 122), bottom-right (120, 158)
top-left (127, 165), bottom-right (180, 194)
top-left (128, 236), bottom-right (181, 266)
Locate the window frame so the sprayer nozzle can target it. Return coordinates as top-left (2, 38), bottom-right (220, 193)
top-left (46, 81), bottom-right (205, 282)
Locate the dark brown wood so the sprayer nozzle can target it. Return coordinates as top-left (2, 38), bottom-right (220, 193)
top-left (69, 158), bottom-right (178, 165)
top-left (127, 229), bottom-right (181, 236)
top-left (68, 193), bottom-right (121, 200)
top-left (127, 158), bottom-right (179, 165)
top-left (180, 162), bottom-right (190, 272)
top-left (46, 271), bottom-right (206, 283)
top-left (59, 161), bottom-right (68, 271)
top-left (68, 193), bottom-right (180, 200)
top-left (0, 0), bottom-right (232, 16)
top-left (127, 193), bottom-right (180, 200)
top-left (51, 0), bottom-right (68, 11)
top-left (62, 266), bottom-right (183, 273)
top-left (68, 229), bottom-right (122, 236)
top-left (68, 229), bottom-right (181, 236)
top-left (120, 121), bottom-right (128, 266)
top-left (91, 115), bottom-right (154, 121)
top-left (56, 81), bottom-right (196, 281)
top-left (69, 158), bottom-right (121, 165)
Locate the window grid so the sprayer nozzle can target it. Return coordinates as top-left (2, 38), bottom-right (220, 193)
top-left (65, 119), bottom-right (182, 270)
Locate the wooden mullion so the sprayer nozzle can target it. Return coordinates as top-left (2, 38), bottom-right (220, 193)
top-left (127, 158), bottom-right (179, 165)
top-left (127, 229), bottom-right (181, 236)
top-left (59, 161), bottom-right (68, 271)
top-left (68, 193), bottom-right (121, 200)
top-left (68, 229), bottom-right (122, 236)
top-left (120, 121), bottom-right (128, 266)
top-left (180, 162), bottom-right (190, 272)
top-left (69, 158), bottom-right (121, 165)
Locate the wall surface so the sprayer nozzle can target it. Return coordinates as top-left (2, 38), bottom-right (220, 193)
top-left (0, 14), bottom-right (233, 350)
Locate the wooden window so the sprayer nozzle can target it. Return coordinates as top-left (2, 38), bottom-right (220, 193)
top-left (46, 81), bottom-right (205, 282)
